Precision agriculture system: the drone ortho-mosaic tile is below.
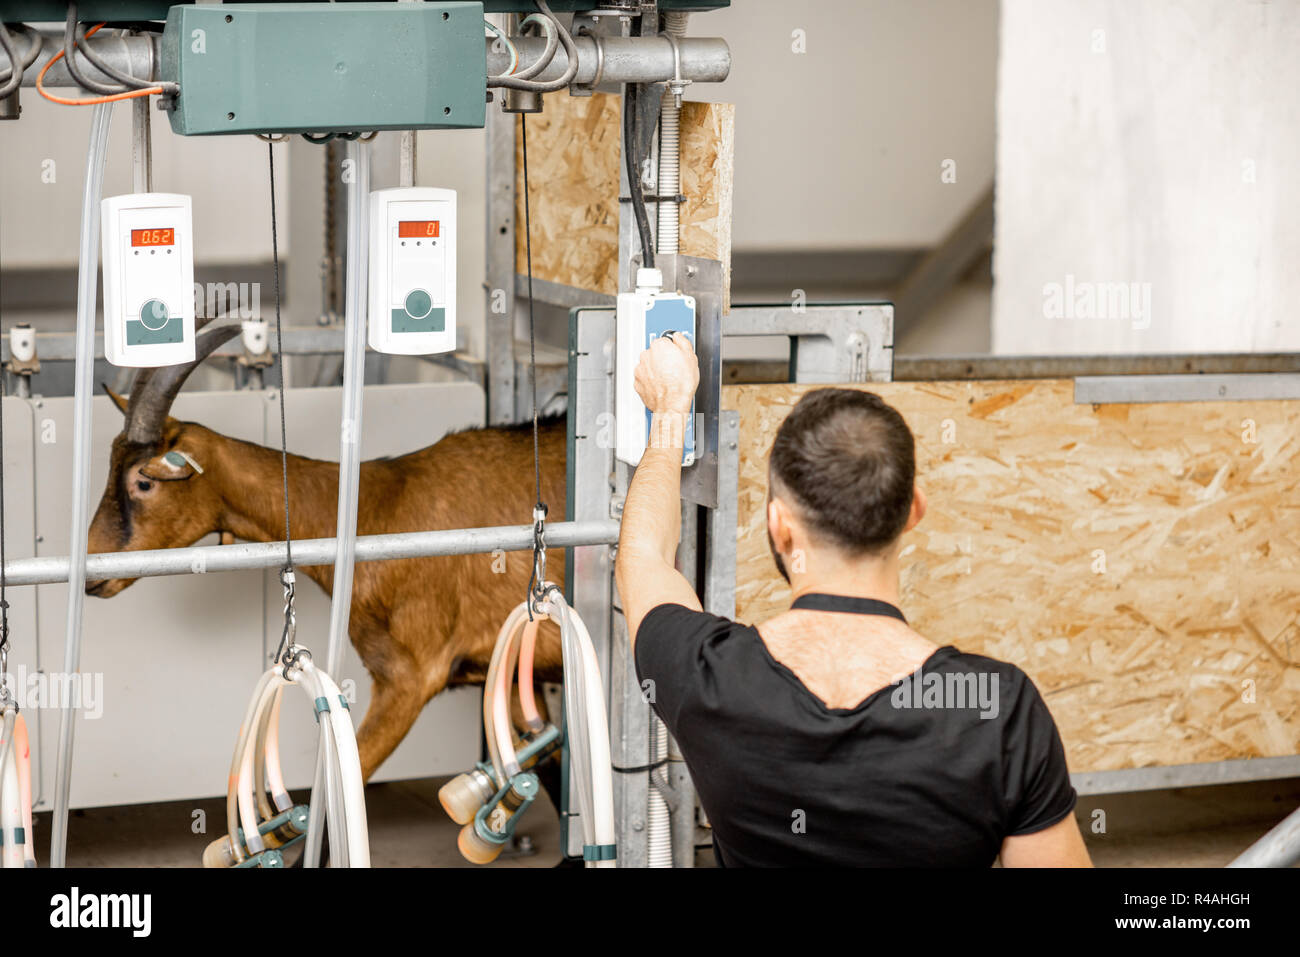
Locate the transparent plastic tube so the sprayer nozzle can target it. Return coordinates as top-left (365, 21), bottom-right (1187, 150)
top-left (324, 136), bottom-right (371, 678)
top-left (226, 667), bottom-right (282, 862)
top-left (51, 101), bottom-right (114, 869)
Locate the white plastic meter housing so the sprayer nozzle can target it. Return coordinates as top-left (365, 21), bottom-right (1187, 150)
top-left (368, 187), bottom-right (456, 355)
top-left (100, 193), bottom-right (196, 367)
top-left (615, 268), bottom-right (696, 467)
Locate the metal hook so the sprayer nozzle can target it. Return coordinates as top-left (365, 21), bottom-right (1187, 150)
top-left (274, 567), bottom-right (298, 665)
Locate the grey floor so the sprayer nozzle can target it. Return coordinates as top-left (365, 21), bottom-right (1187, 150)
top-left (33, 774), bottom-right (1300, 868)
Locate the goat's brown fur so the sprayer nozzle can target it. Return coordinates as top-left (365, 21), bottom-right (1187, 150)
top-left (88, 408), bottom-right (567, 781)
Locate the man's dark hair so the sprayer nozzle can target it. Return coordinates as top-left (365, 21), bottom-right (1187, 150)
top-left (769, 388), bottom-right (916, 555)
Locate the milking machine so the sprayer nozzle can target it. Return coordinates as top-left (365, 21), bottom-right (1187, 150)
top-left (205, 572), bottom-right (369, 868)
top-left (440, 573), bottom-right (615, 867)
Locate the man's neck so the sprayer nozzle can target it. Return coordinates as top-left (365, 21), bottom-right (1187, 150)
top-left (787, 557), bottom-right (901, 607)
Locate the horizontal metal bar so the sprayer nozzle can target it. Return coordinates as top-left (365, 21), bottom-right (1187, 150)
top-left (2, 520), bottom-right (621, 587)
top-left (487, 35), bottom-right (731, 86)
top-left (1072, 755), bottom-right (1300, 796)
top-left (894, 353), bottom-right (1300, 381)
top-left (1075, 373), bottom-right (1300, 404)
top-left (515, 274), bottom-right (615, 308)
top-left (17, 34), bottom-right (731, 92)
top-left (2, 324), bottom-right (483, 380)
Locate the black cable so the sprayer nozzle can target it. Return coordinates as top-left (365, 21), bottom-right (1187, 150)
top-left (0, 23), bottom-right (42, 97)
top-left (267, 142), bottom-right (294, 570)
top-left (522, 115), bottom-right (542, 513)
top-left (74, 22), bottom-right (174, 93)
top-left (63, 5), bottom-right (129, 96)
top-left (622, 83), bottom-right (655, 270)
top-left (521, 114), bottom-right (548, 614)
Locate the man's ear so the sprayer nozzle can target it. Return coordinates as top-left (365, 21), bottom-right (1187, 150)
top-left (903, 486), bottom-right (927, 533)
top-left (768, 496), bottom-right (796, 553)
top-left (103, 384), bottom-right (129, 416)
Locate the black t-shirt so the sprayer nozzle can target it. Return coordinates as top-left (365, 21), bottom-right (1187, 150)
top-left (633, 602), bottom-right (1078, 867)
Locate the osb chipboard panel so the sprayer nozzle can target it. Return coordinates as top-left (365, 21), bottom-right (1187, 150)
top-left (725, 380), bottom-right (1300, 774)
top-left (514, 92), bottom-right (734, 306)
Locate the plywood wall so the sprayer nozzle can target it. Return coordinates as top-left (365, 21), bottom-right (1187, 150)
top-left (725, 381), bottom-right (1300, 774)
top-left (514, 92), bottom-right (734, 305)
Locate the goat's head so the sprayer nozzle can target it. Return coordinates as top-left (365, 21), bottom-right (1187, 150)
top-left (86, 321), bottom-right (240, 597)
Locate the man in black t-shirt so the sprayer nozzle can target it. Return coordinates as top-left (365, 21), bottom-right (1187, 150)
top-left (615, 335), bottom-right (1091, 867)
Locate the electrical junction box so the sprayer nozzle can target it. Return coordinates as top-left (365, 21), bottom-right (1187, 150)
top-left (615, 270), bottom-right (696, 468)
top-left (100, 193), bottom-right (195, 368)
top-left (368, 188), bottom-right (457, 355)
top-left (160, 3), bottom-right (488, 136)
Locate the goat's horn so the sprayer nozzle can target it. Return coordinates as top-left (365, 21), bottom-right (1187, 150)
top-left (124, 321), bottom-right (241, 445)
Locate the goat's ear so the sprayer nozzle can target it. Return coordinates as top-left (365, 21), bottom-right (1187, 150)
top-left (138, 449), bottom-right (201, 482)
top-left (103, 384), bottom-right (129, 416)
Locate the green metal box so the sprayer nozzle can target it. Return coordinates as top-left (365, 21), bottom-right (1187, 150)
top-left (160, 2), bottom-right (487, 136)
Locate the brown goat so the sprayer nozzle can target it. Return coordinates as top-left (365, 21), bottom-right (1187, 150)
top-left (87, 324), bottom-right (567, 782)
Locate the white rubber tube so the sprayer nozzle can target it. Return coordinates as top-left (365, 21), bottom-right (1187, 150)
top-left (567, 601), bottom-right (616, 866)
top-left (0, 709), bottom-right (22, 868)
top-left (50, 100), bottom-right (114, 869)
top-left (14, 714), bottom-right (34, 866)
top-left (298, 659), bottom-right (369, 867)
top-left (226, 667), bottom-right (283, 862)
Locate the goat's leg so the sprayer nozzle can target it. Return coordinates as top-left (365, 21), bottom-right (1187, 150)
top-left (354, 671), bottom-right (433, 782)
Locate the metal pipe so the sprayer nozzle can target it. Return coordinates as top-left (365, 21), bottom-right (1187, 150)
top-left (485, 35), bottom-right (730, 86)
top-left (1, 520), bottom-right (621, 588)
top-left (19, 32), bottom-right (159, 88)
top-left (1227, 805), bottom-right (1300, 868)
top-left (50, 101), bottom-right (114, 870)
top-left (19, 34), bottom-right (729, 91)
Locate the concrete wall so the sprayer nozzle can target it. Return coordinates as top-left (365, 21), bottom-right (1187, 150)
top-left (993, 0), bottom-right (1300, 354)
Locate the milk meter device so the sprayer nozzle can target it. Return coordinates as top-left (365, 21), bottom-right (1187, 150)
top-left (100, 193), bottom-right (196, 367)
top-left (368, 187), bottom-right (456, 355)
top-left (615, 268), bottom-right (696, 467)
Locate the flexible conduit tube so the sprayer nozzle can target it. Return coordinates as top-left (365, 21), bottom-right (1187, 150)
top-left (646, 11), bottom-right (690, 869)
top-left (50, 101), bottom-right (113, 869)
top-left (655, 11), bottom-right (689, 257)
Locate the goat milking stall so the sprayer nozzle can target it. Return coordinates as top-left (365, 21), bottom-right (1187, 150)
top-left (2, 0), bottom-right (1300, 895)
top-left (0, 0), bottom-right (740, 872)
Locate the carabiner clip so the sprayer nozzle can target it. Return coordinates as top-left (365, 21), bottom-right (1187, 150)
top-left (528, 504), bottom-right (548, 619)
top-left (274, 567), bottom-right (298, 666)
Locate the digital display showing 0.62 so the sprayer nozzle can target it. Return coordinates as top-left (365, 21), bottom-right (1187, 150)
top-left (131, 228), bottom-right (175, 247)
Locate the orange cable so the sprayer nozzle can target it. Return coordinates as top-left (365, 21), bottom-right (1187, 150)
top-left (37, 22), bottom-right (164, 106)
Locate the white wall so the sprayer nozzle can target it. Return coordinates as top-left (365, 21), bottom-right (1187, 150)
top-left (993, 0), bottom-right (1300, 354)
top-left (694, 0), bottom-right (999, 251)
top-left (0, 96), bottom-right (287, 268)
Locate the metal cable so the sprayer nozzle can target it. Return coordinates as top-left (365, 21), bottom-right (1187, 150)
top-left (0, 22), bottom-right (42, 97)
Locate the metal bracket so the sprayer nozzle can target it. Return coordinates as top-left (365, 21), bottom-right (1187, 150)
top-left (1075, 373), bottom-right (1300, 404)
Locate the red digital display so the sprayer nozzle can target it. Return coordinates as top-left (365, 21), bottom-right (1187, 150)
top-left (398, 220), bottom-right (440, 239)
top-left (131, 228), bottom-right (175, 247)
